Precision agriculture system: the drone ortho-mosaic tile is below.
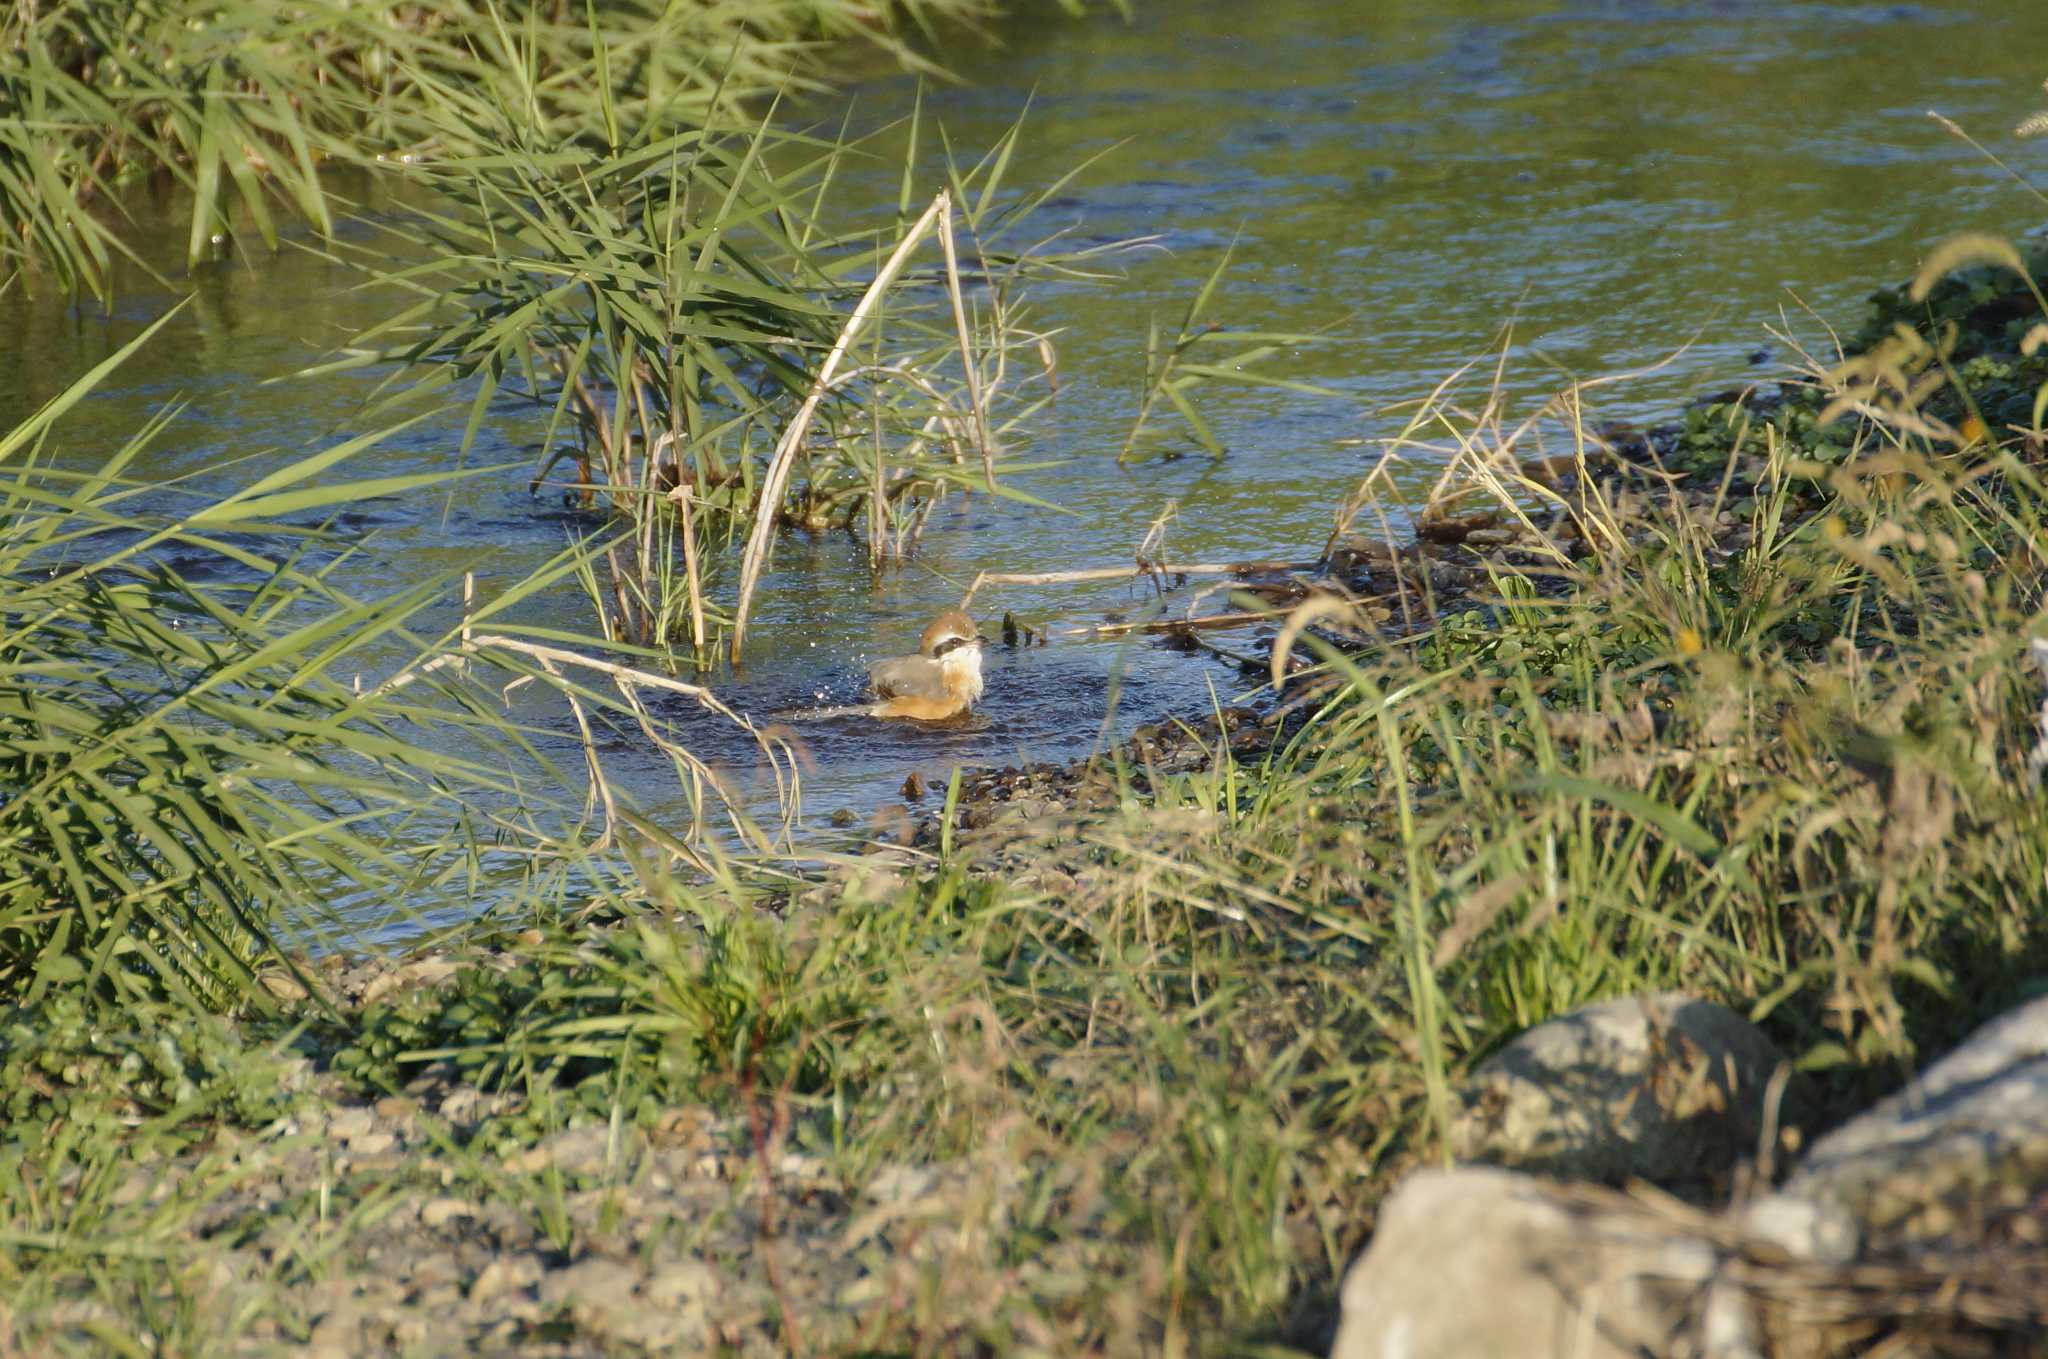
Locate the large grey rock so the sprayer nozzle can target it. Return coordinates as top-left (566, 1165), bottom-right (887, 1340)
top-left (1330, 1167), bottom-right (1748, 1359)
top-left (1771, 993), bottom-right (2048, 1250)
top-left (1448, 991), bottom-right (1788, 1184)
top-left (1333, 1000), bottom-right (2048, 1359)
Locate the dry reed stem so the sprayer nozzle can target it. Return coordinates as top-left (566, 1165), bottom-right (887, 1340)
top-left (674, 478), bottom-right (707, 656)
top-left (868, 358), bottom-right (887, 566)
top-left (513, 650), bottom-right (618, 850)
top-left (647, 428), bottom-right (710, 655)
top-left (732, 191), bottom-right (969, 661)
top-left (1355, 338), bottom-right (1706, 574)
top-left (938, 193), bottom-right (991, 477)
top-left (378, 627), bottom-right (795, 851)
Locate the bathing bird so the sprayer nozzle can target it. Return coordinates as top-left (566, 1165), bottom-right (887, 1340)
top-left (864, 609), bottom-right (985, 721)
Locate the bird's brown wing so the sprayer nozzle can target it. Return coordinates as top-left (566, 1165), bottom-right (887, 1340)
top-left (868, 654), bottom-right (952, 700)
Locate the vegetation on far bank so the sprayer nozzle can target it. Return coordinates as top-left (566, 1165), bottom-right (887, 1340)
top-left (0, 0), bottom-right (1124, 300)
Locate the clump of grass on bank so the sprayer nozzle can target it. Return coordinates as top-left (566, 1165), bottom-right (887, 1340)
top-left (0, 309), bottom-right (524, 1009)
top-left (330, 86), bottom-right (1110, 665)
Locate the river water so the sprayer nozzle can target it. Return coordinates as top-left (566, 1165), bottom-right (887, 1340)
top-left (4, 0), bottom-right (2043, 932)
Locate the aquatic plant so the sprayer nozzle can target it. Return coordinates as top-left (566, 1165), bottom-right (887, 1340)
top-left (326, 67), bottom-right (1116, 664)
top-left (1118, 238), bottom-right (1351, 464)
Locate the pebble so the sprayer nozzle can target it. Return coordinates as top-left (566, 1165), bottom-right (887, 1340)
top-left (351, 1130), bottom-right (398, 1157)
top-left (538, 1256), bottom-right (642, 1309)
top-left (468, 1253), bottom-right (543, 1306)
top-left (646, 1260), bottom-right (719, 1308)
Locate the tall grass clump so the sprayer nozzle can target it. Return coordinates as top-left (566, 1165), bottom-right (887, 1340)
top-left (0, 0), bottom-right (1066, 301)
top-left (330, 69), bottom-right (1111, 663)
top-left (0, 309), bottom-right (682, 1010)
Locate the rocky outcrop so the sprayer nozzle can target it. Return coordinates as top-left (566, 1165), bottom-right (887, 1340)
top-left (1758, 993), bottom-right (2048, 1255)
top-left (1333, 994), bottom-right (2048, 1359)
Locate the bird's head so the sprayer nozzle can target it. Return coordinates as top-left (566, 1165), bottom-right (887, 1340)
top-left (921, 608), bottom-right (984, 703)
top-left (920, 608), bottom-right (982, 660)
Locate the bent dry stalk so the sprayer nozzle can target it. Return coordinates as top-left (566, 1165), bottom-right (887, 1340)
top-left (732, 189), bottom-right (980, 662)
top-left (325, 85), bottom-right (1090, 668)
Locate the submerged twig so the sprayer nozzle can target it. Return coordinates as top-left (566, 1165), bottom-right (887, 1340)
top-left (1054, 608), bottom-right (1295, 638)
top-left (959, 558), bottom-right (1317, 610)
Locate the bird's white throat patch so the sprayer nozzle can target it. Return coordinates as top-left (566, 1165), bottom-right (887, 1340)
top-left (941, 644), bottom-right (985, 702)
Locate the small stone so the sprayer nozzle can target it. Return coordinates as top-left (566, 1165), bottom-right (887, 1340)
top-left (309, 1305), bottom-right (366, 1351)
top-left (440, 1088), bottom-right (484, 1125)
top-left (327, 1107), bottom-right (374, 1141)
top-left (469, 1254), bottom-right (543, 1306)
top-left (361, 958), bottom-right (460, 1008)
top-left (645, 1261), bottom-right (717, 1309)
top-left (258, 971), bottom-right (309, 1002)
top-left (110, 1171), bottom-right (153, 1207)
top-left (1447, 991), bottom-right (1789, 1185)
top-left (1777, 994), bottom-right (2048, 1250)
top-left (865, 1162), bottom-right (938, 1204)
top-left (1740, 1192), bottom-right (1858, 1264)
top-left (411, 1280), bottom-right (463, 1310)
top-left (537, 1257), bottom-right (642, 1313)
top-left (506, 1123), bottom-right (633, 1178)
top-left (421, 1197), bottom-right (473, 1229)
top-left (351, 1130), bottom-right (397, 1157)
top-left (901, 770), bottom-right (927, 801)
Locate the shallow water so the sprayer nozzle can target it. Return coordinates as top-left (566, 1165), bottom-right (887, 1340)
top-left (6, 0), bottom-right (2044, 934)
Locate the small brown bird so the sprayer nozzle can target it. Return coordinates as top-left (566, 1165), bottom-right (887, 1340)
top-left (865, 609), bottom-right (985, 721)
